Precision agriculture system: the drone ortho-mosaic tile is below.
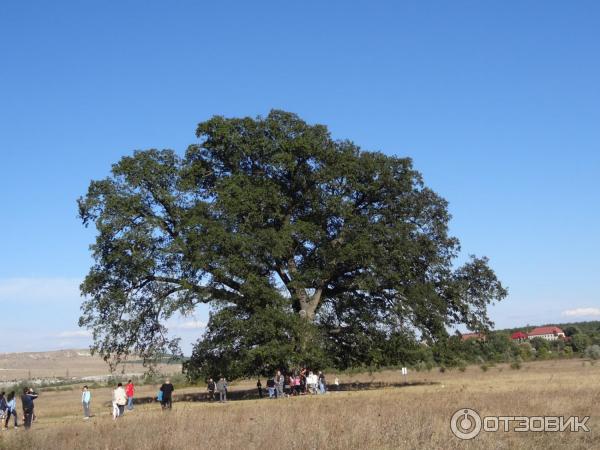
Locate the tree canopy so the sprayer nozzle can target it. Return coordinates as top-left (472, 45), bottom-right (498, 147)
top-left (78, 110), bottom-right (507, 376)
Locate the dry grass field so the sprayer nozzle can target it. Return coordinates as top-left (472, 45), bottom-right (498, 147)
top-left (2, 358), bottom-right (599, 449)
top-left (0, 350), bottom-right (179, 382)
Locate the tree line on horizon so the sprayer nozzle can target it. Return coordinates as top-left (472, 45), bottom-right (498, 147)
top-left (137, 320), bottom-right (600, 375)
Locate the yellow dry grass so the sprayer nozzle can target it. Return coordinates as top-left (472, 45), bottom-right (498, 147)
top-left (2, 358), bottom-right (599, 449)
top-left (0, 350), bottom-right (179, 382)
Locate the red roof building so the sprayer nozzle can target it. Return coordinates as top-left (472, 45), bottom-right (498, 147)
top-left (528, 326), bottom-right (565, 341)
top-left (511, 331), bottom-right (528, 341)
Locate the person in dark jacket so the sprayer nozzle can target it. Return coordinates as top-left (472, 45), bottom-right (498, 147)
top-left (160, 379), bottom-right (174, 410)
top-left (21, 388), bottom-right (38, 429)
top-left (0, 392), bottom-right (7, 418)
top-left (207, 378), bottom-right (216, 401)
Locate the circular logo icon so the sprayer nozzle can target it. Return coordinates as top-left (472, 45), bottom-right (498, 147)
top-left (450, 408), bottom-right (482, 440)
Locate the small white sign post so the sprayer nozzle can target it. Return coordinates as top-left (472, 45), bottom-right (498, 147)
top-left (401, 367), bottom-right (408, 383)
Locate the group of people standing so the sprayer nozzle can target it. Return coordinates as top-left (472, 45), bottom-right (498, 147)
top-left (206, 377), bottom-right (228, 402)
top-left (205, 369), bottom-right (328, 403)
top-left (257, 368), bottom-right (327, 399)
top-left (0, 388), bottom-right (39, 430)
top-left (84, 378), bottom-right (174, 421)
top-left (0, 369), bottom-right (335, 431)
top-left (0, 377), bottom-right (176, 429)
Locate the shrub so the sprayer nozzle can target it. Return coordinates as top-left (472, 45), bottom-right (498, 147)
top-left (413, 361), bottom-right (428, 372)
top-left (480, 364), bottom-right (489, 372)
top-left (584, 345), bottom-right (600, 360)
top-left (537, 348), bottom-right (549, 360)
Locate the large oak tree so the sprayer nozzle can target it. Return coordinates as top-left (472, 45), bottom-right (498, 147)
top-left (78, 110), bottom-right (506, 376)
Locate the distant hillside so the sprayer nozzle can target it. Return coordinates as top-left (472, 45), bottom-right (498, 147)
top-left (0, 349), bottom-right (180, 383)
top-left (0, 349), bottom-right (92, 361)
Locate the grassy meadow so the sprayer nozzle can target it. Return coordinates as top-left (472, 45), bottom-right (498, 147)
top-left (2, 358), bottom-right (599, 449)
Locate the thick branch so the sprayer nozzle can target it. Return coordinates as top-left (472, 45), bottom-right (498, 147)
top-left (145, 275), bottom-right (242, 303)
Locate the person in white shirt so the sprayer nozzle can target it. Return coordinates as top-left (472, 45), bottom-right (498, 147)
top-left (307, 372), bottom-right (318, 394)
top-left (112, 383), bottom-right (127, 419)
top-left (81, 386), bottom-right (92, 419)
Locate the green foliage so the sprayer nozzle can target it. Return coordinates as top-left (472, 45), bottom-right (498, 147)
top-left (571, 334), bottom-right (592, 352)
top-left (184, 299), bottom-right (329, 380)
top-left (536, 347), bottom-right (550, 360)
top-left (484, 333), bottom-right (514, 362)
top-left (518, 342), bottom-right (534, 360)
top-left (564, 326), bottom-right (580, 337)
top-left (528, 337), bottom-right (549, 352)
top-left (78, 110), bottom-right (507, 377)
top-left (584, 345), bottom-right (600, 360)
top-left (510, 356), bottom-right (523, 370)
top-left (413, 360), bottom-right (434, 372)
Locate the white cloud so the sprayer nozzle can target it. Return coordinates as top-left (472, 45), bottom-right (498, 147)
top-left (56, 330), bottom-right (91, 338)
top-left (171, 320), bottom-right (206, 330)
top-left (0, 277), bottom-right (82, 304)
top-left (562, 307), bottom-right (600, 318)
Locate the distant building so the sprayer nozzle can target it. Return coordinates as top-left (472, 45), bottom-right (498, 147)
top-left (527, 326), bottom-right (565, 341)
top-left (460, 332), bottom-right (485, 341)
top-left (511, 331), bottom-right (528, 342)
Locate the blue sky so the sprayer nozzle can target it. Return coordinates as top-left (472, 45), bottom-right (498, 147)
top-left (0, 1), bottom-right (599, 353)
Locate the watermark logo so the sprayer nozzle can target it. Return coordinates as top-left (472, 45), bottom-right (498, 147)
top-left (450, 408), bottom-right (482, 440)
top-left (450, 408), bottom-right (590, 439)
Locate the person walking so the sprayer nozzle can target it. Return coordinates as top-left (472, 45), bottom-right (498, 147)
top-left (307, 371), bottom-right (318, 394)
top-left (0, 392), bottom-right (7, 423)
top-left (156, 385), bottom-right (163, 405)
top-left (113, 383), bottom-right (127, 418)
top-left (266, 377), bottom-right (275, 399)
top-left (20, 388), bottom-right (38, 429)
top-left (207, 378), bottom-right (216, 401)
top-left (4, 391), bottom-right (18, 429)
top-left (125, 380), bottom-right (135, 410)
top-left (300, 369), bottom-right (307, 394)
top-left (81, 385), bottom-right (92, 419)
top-left (112, 393), bottom-right (119, 420)
top-left (160, 378), bottom-right (174, 410)
top-left (216, 377), bottom-right (228, 403)
top-left (275, 370), bottom-right (285, 398)
top-left (318, 371), bottom-right (326, 394)
top-left (256, 379), bottom-right (263, 398)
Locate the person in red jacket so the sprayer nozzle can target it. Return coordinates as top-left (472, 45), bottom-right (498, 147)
top-left (125, 380), bottom-right (135, 411)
